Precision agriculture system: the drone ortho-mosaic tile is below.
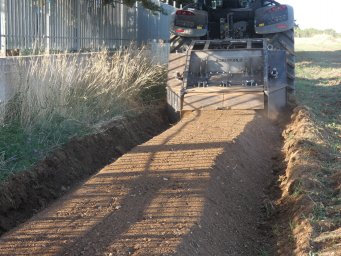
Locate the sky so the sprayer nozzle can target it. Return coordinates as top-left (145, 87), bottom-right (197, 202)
top-left (280, 0), bottom-right (341, 32)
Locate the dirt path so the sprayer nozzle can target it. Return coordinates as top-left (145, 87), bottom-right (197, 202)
top-left (0, 110), bottom-right (281, 256)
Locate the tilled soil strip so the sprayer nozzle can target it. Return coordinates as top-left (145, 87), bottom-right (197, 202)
top-left (0, 110), bottom-right (281, 256)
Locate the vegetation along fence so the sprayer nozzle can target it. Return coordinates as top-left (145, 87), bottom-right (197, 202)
top-left (0, 0), bottom-right (175, 55)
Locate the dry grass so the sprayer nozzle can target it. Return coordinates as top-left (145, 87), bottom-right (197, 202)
top-left (295, 37), bottom-right (341, 153)
top-left (275, 36), bottom-right (341, 255)
top-left (2, 45), bottom-right (166, 129)
top-left (0, 45), bottom-right (167, 178)
top-left (295, 35), bottom-right (341, 52)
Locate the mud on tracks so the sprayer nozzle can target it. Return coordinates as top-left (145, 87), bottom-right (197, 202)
top-left (0, 110), bottom-right (282, 256)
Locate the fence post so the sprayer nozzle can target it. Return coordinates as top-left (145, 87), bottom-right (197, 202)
top-left (45, 0), bottom-right (51, 53)
top-left (120, 3), bottom-right (124, 48)
top-left (76, 1), bottom-right (81, 51)
top-left (0, 0), bottom-right (6, 56)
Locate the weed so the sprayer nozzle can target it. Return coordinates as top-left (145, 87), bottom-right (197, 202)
top-left (292, 180), bottom-right (304, 197)
top-left (286, 131), bottom-right (295, 140)
top-left (289, 220), bottom-right (297, 231)
top-left (263, 198), bottom-right (275, 218)
top-left (257, 247), bottom-right (270, 256)
top-left (285, 221), bottom-right (297, 243)
top-left (312, 203), bottom-right (326, 221)
top-left (308, 250), bottom-right (319, 256)
top-left (272, 224), bottom-right (281, 237)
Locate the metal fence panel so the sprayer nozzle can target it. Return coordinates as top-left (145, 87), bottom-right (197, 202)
top-left (0, 0), bottom-right (175, 55)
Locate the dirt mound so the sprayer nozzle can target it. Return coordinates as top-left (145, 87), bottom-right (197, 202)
top-left (0, 107), bottom-right (169, 236)
top-left (0, 110), bottom-right (282, 256)
top-left (274, 106), bottom-right (341, 255)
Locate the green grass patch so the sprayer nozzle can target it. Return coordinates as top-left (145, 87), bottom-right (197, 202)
top-left (0, 119), bottom-right (93, 180)
top-left (294, 35), bottom-right (341, 254)
top-left (295, 38), bottom-right (341, 154)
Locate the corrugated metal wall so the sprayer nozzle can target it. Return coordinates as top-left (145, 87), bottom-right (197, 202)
top-left (0, 0), bottom-right (175, 55)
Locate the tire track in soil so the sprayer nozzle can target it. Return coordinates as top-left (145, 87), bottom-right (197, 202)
top-left (0, 110), bottom-right (281, 256)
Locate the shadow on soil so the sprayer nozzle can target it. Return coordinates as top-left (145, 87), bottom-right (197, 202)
top-left (0, 108), bottom-right (169, 236)
top-left (0, 110), bottom-right (284, 256)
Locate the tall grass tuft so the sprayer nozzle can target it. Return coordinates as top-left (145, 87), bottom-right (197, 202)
top-left (0, 45), bottom-right (167, 177)
top-left (3, 45), bottom-right (166, 128)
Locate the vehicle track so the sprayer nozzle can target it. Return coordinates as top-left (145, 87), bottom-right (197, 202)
top-left (0, 110), bottom-right (281, 256)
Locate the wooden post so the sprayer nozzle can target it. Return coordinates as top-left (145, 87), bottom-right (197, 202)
top-left (0, 0), bottom-right (6, 56)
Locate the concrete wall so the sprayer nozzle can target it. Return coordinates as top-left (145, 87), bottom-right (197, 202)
top-left (0, 58), bottom-right (17, 104)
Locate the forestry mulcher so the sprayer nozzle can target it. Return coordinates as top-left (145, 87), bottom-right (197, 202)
top-left (167, 0), bottom-right (295, 119)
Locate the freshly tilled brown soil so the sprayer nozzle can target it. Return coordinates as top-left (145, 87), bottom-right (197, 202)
top-left (0, 110), bottom-right (282, 256)
top-left (0, 109), bottom-right (168, 236)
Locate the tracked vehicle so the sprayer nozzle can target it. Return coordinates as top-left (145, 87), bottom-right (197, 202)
top-left (167, 0), bottom-right (295, 120)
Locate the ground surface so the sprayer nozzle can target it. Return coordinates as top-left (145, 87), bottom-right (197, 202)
top-left (0, 110), bottom-right (281, 256)
top-left (273, 36), bottom-right (341, 255)
top-left (1, 36), bottom-right (339, 256)
top-left (0, 110), bottom-right (168, 236)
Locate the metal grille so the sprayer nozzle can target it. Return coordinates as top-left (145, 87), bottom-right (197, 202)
top-left (0, 0), bottom-right (175, 55)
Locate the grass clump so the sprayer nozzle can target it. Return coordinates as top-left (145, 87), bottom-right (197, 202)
top-left (0, 45), bottom-right (167, 180)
